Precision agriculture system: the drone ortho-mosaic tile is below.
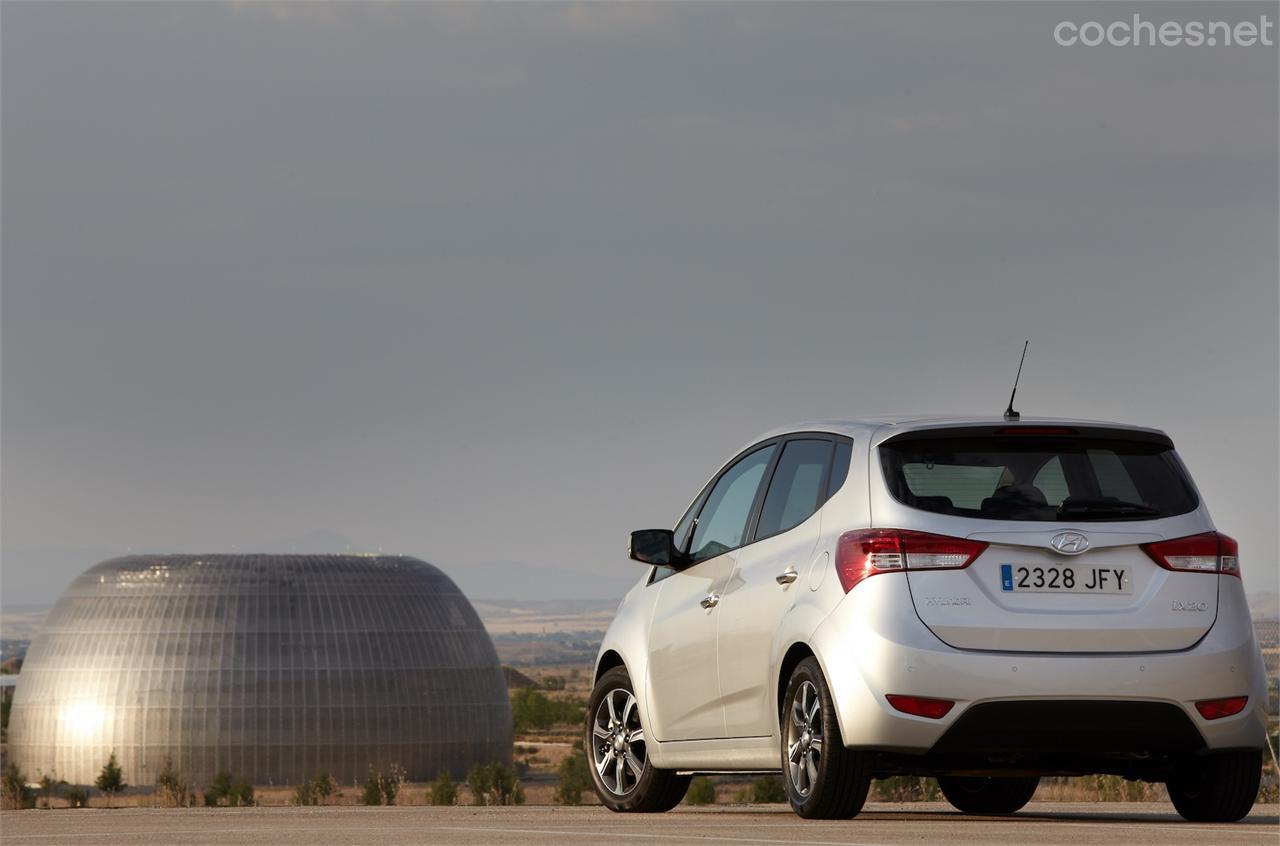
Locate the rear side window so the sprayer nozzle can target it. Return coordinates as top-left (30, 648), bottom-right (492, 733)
top-left (756, 439), bottom-right (832, 540)
top-left (879, 434), bottom-right (1198, 521)
top-left (827, 441), bottom-right (852, 498)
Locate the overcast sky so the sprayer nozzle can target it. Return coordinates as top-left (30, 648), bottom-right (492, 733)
top-left (3, 2), bottom-right (1277, 605)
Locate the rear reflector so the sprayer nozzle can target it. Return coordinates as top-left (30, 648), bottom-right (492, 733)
top-left (836, 529), bottom-right (988, 593)
top-left (887, 694), bottom-right (955, 719)
top-left (1194, 696), bottom-right (1248, 720)
top-left (1141, 532), bottom-right (1240, 578)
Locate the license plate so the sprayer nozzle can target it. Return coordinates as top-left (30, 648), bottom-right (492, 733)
top-left (1000, 563), bottom-right (1131, 594)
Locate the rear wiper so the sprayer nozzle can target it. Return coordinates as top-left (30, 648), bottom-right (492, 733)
top-left (1057, 499), bottom-right (1161, 517)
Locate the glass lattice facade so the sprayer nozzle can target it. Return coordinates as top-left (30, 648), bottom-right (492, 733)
top-left (7, 554), bottom-right (512, 787)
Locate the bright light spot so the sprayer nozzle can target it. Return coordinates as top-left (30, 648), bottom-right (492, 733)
top-left (61, 701), bottom-right (106, 740)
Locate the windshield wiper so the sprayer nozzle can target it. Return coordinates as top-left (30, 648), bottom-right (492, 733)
top-left (1057, 499), bottom-right (1162, 518)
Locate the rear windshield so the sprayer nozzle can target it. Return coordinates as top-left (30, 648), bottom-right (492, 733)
top-left (879, 434), bottom-right (1198, 521)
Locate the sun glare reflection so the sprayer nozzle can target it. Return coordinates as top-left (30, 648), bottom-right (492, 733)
top-left (60, 700), bottom-right (106, 741)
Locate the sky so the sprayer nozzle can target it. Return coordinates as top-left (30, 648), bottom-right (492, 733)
top-left (3, 2), bottom-right (1277, 605)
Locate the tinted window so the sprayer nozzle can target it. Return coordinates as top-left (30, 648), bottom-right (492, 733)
top-left (827, 441), bottom-right (852, 498)
top-left (689, 446), bottom-right (776, 562)
top-left (880, 435), bottom-right (1197, 521)
top-left (756, 439), bottom-right (832, 540)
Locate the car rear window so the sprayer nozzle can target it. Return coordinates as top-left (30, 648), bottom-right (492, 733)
top-left (879, 433), bottom-right (1198, 521)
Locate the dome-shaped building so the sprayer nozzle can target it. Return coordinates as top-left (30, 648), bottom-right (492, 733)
top-left (8, 555), bottom-right (511, 787)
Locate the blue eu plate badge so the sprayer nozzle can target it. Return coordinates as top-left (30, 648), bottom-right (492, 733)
top-left (1000, 564), bottom-right (1014, 592)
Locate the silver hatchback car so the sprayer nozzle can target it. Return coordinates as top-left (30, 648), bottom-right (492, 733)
top-left (587, 417), bottom-right (1267, 822)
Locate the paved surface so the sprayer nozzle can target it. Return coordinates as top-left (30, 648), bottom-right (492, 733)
top-left (2, 802), bottom-right (1277, 845)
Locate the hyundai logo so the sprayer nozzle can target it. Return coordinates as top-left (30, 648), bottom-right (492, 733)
top-left (1050, 531), bottom-right (1090, 555)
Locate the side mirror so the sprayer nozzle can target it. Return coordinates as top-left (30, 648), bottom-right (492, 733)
top-left (629, 529), bottom-right (687, 568)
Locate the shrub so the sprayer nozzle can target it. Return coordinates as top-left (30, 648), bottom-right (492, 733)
top-left (206, 771), bottom-right (257, 807)
top-left (685, 777), bottom-right (716, 806)
top-left (293, 772), bottom-right (336, 806)
top-left (231, 778), bottom-right (255, 807)
top-left (2, 762), bottom-right (35, 810)
top-left (468, 763), bottom-right (523, 806)
top-left (872, 776), bottom-right (940, 802)
top-left (205, 771), bottom-right (233, 807)
top-left (154, 758), bottom-right (191, 808)
top-left (65, 785), bottom-right (89, 808)
top-left (510, 689), bottom-right (585, 732)
top-left (37, 772), bottom-right (67, 809)
top-left (746, 776), bottom-right (786, 804)
top-left (554, 753), bottom-right (592, 806)
top-left (429, 770), bottom-right (457, 806)
top-left (360, 765), bottom-right (405, 806)
top-left (467, 763), bottom-right (492, 806)
top-left (94, 752), bottom-right (126, 808)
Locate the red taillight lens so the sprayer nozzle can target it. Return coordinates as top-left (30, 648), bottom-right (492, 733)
top-left (1141, 532), bottom-right (1240, 577)
top-left (1194, 696), bottom-right (1248, 720)
top-left (886, 694), bottom-right (955, 719)
top-left (835, 529), bottom-right (988, 593)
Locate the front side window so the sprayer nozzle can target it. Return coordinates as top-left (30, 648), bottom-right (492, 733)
top-left (689, 445), bottom-right (776, 562)
top-left (755, 439), bottom-right (832, 540)
top-left (880, 433), bottom-right (1198, 521)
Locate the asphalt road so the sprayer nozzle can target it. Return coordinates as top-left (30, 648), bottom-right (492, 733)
top-left (2, 802), bottom-right (1277, 845)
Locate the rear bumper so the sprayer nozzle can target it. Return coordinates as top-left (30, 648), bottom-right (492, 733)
top-left (809, 575), bottom-right (1267, 765)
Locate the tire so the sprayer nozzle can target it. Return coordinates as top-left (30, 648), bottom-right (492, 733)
top-left (780, 657), bottom-right (872, 819)
top-left (938, 775), bottom-right (1039, 815)
top-left (585, 667), bottom-right (690, 812)
top-left (1166, 749), bottom-right (1261, 823)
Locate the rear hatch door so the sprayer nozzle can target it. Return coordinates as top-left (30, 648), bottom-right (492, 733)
top-left (874, 423), bottom-right (1217, 653)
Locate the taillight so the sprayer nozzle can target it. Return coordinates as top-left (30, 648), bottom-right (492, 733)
top-left (835, 529), bottom-right (988, 593)
top-left (1194, 696), bottom-right (1248, 720)
top-left (886, 694), bottom-right (955, 719)
top-left (1141, 532), bottom-right (1240, 577)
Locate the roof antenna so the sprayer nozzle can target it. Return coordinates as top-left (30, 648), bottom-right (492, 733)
top-left (1004, 340), bottom-right (1029, 421)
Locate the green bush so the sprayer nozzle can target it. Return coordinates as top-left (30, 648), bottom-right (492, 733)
top-left (429, 771), bottom-right (457, 806)
top-left (745, 776), bottom-right (787, 804)
top-left (510, 689), bottom-right (585, 732)
top-left (65, 785), bottom-right (89, 808)
top-left (685, 777), bottom-right (716, 805)
top-left (467, 763), bottom-right (524, 806)
top-left (554, 754), bottom-right (593, 806)
top-left (360, 765), bottom-right (405, 806)
top-left (206, 771), bottom-right (256, 807)
top-left (293, 772), bottom-right (335, 806)
top-left (3, 762), bottom-right (35, 810)
top-left (94, 752), bottom-right (126, 808)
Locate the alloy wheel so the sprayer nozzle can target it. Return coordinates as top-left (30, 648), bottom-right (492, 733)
top-left (592, 688), bottom-right (646, 795)
top-left (785, 680), bottom-right (823, 797)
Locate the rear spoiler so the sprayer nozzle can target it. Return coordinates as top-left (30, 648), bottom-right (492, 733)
top-left (878, 425), bottom-right (1174, 449)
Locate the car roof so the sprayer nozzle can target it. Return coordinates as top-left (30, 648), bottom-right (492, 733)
top-left (751, 415), bottom-right (1171, 447)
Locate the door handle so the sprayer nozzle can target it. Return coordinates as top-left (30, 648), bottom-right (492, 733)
top-left (699, 593), bottom-right (720, 609)
top-left (775, 567), bottom-right (799, 585)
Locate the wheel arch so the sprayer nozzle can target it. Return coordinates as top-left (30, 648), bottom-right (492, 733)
top-left (596, 648), bottom-right (627, 682)
top-left (777, 641), bottom-right (817, 719)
